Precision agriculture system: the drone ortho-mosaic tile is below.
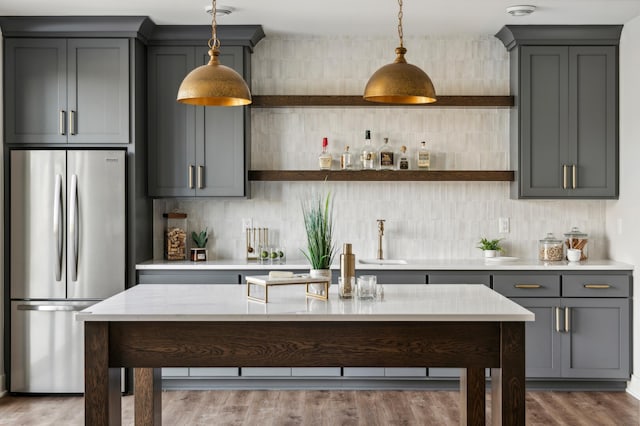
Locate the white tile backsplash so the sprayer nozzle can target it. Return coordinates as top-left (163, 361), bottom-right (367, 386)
top-left (152, 34), bottom-right (606, 262)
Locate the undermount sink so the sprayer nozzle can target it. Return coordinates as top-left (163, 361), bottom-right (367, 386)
top-left (359, 259), bottom-right (408, 265)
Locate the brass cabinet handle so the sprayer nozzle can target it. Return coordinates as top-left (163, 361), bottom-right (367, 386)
top-left (555, 307), bottom-right (562, 332)
top-left (565, 306), bottom-right (570, 332)
top-left (572, 164), bottom-right (577, 189)
top-left (584, 284), bottom-right (611, 289)
top-left (69, 110), bottom-right (76, 135)
top-left (59, 110), bottom-right (66, 135)
top-left (198, 165), bottom-right (204, 189)
top-left (514, 284), bottom-right (541, 289)
top-left (563, 165), bottom-right (568, 189)
top-left (188, 165), bottom-right (194, 189)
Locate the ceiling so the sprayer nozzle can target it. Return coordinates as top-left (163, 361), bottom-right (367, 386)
top-left (1, 0), bottom-right (640, 37)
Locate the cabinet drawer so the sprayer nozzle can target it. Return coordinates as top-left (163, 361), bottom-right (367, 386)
top-left (563, 275), bottom-right (631, 298)
top-left (493, 274), bottom-right (560, 297)
top-left (428, 273), bottom-right (490, 286)
top-left (189, 368), bottom-right (239, 377)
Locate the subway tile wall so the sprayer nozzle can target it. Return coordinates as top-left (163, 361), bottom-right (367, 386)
top-left (152, 35), bottom-right (606, 261)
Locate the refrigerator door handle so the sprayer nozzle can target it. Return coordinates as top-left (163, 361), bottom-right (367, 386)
top-left (53, 174), bottom-right (64, 282)
top-left (69, 174), bottom-right (79, 282)
top-left (17, 304), bottom-right (94, 312)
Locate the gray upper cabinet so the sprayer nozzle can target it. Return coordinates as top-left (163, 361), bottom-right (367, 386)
top-left (147, 45), bottom-right (249, 197)
top-left (4, 38), bottom-right (130, 144)
top-left (496, 25), bottom-right (621, 199)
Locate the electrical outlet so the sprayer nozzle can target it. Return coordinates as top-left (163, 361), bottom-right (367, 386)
top-left (242, 218), bottom-right (253, 232)
top-left (499, 217), bottom-right (510, 233)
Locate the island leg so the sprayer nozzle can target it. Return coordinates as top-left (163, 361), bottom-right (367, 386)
top-left (85, 321), bottom-right (122, 426)
top-left (135, 368), bottom-right (162, 425)
top-left (491, 321), bottom-right (525, 426)
top-left (460, 367), bottom-right (486, 426)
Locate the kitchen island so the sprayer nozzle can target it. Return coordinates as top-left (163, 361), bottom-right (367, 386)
top-left (78, 284), bottom-right (533, 425)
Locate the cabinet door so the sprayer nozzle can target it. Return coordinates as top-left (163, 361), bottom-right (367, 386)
top-left (197, 46), bottom-right (248, 196)
top-left (512, 298), bottom-right (563, 378)
top-left (520, 46), bottom-right (570, 197)
top-left (562, 298), bottom-right (630, 379)
top-left (4, 38), bottom-right (67, 144)
top-left (67, 39), bottom-right (130, 144)
top-left (567, 46), bottom-right (617, 198)
top-left (147, 46), bottom-right (197, 197)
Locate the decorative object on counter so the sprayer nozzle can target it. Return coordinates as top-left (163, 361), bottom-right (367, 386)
top-left (397, 145), bottom-right (410, 170)
top-left (361, 130), bottom-right (376, 170)
top-left (363, 0), bottom-right (436, 105)
top-left (377, 219), bottom-right (386, 260)
top-left (417, 141), bottom-right (431, 170)
top-left (245, 274), bottom-right (331, 303)
top-left (477, 237), bottom-right (503, 258)
top-left (246, 227), bottom-right (269, 261)
top-left (339, 243), bottom-right (356, 298)
top-left (318, 137), bottom-right (332, 170)
top-left (164, 212), bottom-right (188, 260)
top-left (176, 0), bottom-right (251, 106)
top-left (190, 228), bottom-right (208, 262)
top-left (301, 189), bottom-right (336, 296)
top-left (567, 249), bottom-right (582, 262)
top-left (340, 146), bottom-right (353, 170)
top-left (564, 226), bottom-right (588, 261)
top-left (538, 233), bottom-right (564, 261)
top-left (378, 137), bottom-right (395, 170)
top-left (357, 275), bottom-right (378, 299)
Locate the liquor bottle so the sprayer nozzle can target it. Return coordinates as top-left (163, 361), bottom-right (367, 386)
top-left (397, 145), bottom-right (410, 170)
top-left (378, 137), bottom-right (395, 170)
top-left (318, 137), bottom-right (332, 170)
top-left (361, 130), bottom-right (376, 170)
top-left (340, 145), bottom-right (353, 170)
top-left (417, 141), bottom-right (431, 170)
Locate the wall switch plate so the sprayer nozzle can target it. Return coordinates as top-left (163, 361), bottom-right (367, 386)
top-left (242, 218), bottom-right (253, 232)
top-left (499, 217), bottom-right (510, 233)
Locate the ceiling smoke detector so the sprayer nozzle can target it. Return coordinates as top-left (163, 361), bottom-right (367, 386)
top-left (506, 5), bottom-right (536, 16)
top-left (205, 5), bottom-right (233, 16)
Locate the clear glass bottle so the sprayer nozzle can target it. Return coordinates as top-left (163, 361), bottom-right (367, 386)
top-left (361, 130), bottom-right (376, 170)
top-left (378, 137), bottom-right (395, 170)
top-left (397, 145), bottom-right (410, 170)
top-left (417, 141), bottom-right (431, 170)
top-left (318, 137), bottom-right (332, 170)
top-left (340, 145), bottom-right (353, 170)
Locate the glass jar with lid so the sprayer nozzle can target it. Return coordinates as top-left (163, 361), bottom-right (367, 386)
top-left (564, 227), bottom-right (588, 261)
top-left (164, 212), bottom-right (188, 260)
top-left (538, 233), bottom-right (564, 261)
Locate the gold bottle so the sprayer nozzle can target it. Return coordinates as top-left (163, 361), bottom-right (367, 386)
top-left (339, 243), bottom-right (356, 298)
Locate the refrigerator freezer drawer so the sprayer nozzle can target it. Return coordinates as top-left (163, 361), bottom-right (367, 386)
top-left (10, 300), bottom-right (94, 393)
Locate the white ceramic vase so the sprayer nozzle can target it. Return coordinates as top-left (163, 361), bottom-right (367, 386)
top-left (309, 269), bottom-right (331, 294)
top-left (483, 250), bottom-right (497, 258)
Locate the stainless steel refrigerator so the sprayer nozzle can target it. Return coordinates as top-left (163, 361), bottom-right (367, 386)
top-left (9, 150), bottom-right (125, 393)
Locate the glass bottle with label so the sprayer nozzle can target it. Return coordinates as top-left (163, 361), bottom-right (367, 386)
top-left (397, 145), bottom-right (410, 170)
top-left (378, 137), bottom-right (395, 170)
top-left (417, 141), bottom-right (431, 170)
top-left (340, 145), bottom-right (353, 170)
top-left (318, 137), bottom-right (332, 170)
top-left (361, 130), bottom-right (376, 170)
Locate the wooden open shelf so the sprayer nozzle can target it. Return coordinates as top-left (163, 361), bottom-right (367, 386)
top-left (251, 95), bottom-right (514, 108)
top-left (248, 170), bottom-right (515, 182)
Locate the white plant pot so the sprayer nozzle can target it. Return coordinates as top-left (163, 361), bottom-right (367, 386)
top-left (483, 250), bottom-right (497, 258)
top-left (309, 269), bottom-right (331, 294)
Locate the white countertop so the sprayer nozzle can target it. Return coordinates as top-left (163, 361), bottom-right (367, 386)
top-left (77, 284), bottom-right (534, 322)
top-left (137, 258), bottom-right (633, 271)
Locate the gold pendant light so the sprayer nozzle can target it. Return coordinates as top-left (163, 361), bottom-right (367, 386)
top-left (177, 0), bottom-right (251, 106)
top-left (363, 0), bottom-right (436, 104)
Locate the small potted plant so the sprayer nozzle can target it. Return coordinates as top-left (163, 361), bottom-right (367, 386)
top-left (477, 237), bottom-right (503, 258)
top-left (301, 190), bottom-right (336, 286)
top-left (190, 228), bottom-right (208, 262)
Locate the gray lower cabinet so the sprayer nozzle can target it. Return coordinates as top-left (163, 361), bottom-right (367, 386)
top-left (4, 38), bottom-right (130, 144)
top-left (147, 45), bottom-right (248, 197)
top-left (138, 270), bottom-right (242, 284)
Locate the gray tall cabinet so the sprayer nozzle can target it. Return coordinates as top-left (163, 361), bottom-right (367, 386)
top-left (147, 26), bottom-right (264, 197)
top-left (496, 26), bottom-right (622, 199)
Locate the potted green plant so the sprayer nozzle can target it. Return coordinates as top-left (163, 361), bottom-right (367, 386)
top-left (190, 228), bottom-right (208, 262)
top-left (477, 237), bottom-right (503, 258)
top-left (301, 190), bottom-right (336, 284)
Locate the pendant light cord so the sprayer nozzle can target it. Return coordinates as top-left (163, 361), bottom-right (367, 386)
top-left (209, 0), bottom-right (221, 50)
top-left (397, 0), bottom-right (404, 48)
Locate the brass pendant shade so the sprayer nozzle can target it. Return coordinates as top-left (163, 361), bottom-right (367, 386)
top-left (176, 0), bottom-right (251, 106)
top-left (177, 48), bottom-right (251, 106)
top-left (363, 47), bottom-right (436, 104)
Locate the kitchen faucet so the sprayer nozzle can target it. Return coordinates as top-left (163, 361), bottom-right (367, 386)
top-left (377, 219), bottom-right (385, 260)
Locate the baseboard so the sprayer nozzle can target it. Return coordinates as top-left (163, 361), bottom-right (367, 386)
top-left (626, 374), bottom-right (640, 399)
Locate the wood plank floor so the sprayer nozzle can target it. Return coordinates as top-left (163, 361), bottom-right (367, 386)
top-left (0, 390), bottom-right (638, 425)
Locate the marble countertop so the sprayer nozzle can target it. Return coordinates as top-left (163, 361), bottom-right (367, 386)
top-left (137, 258), bottom-right (634, 271)
top-left (77, 284), bottom-right (535, 322)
